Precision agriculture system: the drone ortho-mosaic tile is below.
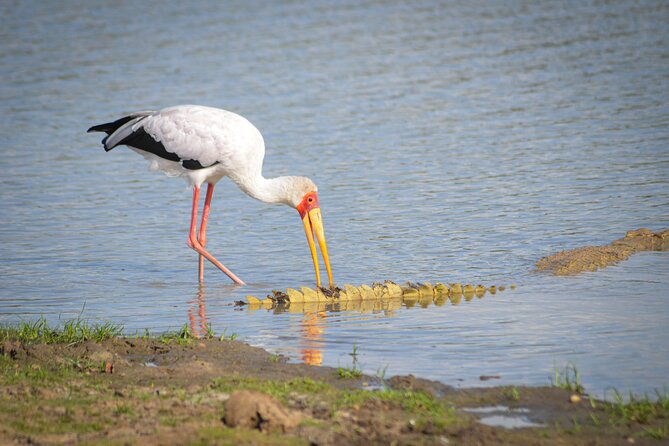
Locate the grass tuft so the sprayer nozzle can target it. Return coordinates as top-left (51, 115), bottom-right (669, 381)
top-left (219, 328), bottom-right (238, 341)
top-left (642, 425), bottom-right (668, 440)
top-left (503, 386), bottom-right (520, 402)
top-left (605, 389), bottom-right (669, 425)
top-left (553, 363), bottom-right (585, 394)
top-left (0, 318), bottom-right (122, 345)
top-left (337, 365), bottom-right (363, 379)
top-left (157, 324), bottom-right (196, 345)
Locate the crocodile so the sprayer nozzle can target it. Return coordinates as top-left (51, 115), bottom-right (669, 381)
top-left (243, 280), bottom-right (515, 308)
top-left (536, 228), bottom-right (669, 275)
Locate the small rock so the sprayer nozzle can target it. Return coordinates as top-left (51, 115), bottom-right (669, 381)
top-left (569, 394), bottom-right (581, 404)
top-left (224, 390), bottom-right (301, 433)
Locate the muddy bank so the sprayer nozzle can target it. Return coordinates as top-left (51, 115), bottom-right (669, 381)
top-left (1, 335), bottom-right (667, 445)
top-left (536, 228), bottom-right (669, 275)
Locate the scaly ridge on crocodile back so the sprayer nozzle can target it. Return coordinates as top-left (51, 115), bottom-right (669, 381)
top-left (536, 228), bottom-right (669, 275)
top-left (243, 281), bottom-right (515, 310)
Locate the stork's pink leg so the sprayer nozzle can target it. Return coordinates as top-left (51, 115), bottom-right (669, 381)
top-left (197, 183), bottom-right (215, 281)
top-left (188, 186), bottom-right (245, 285)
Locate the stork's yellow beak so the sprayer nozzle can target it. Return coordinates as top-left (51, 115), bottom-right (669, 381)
top-left (297, 192), bottom-right (333, 288)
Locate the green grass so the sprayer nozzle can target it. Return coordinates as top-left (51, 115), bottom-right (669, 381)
top-left (202, 323), bottom-right (215, 339)
top-left (188, 426), bottom-right (307, 446)
top-left (219, 328), bottom-right (239, 341)
top-left (642, 425), bottom-right (668, 440)
top-left (210, 376), bottom-right (331, 401)
top-left (129, 325), bottom-right (238, 343)
top-left (0, 395), bottom-right (107, 435)
top-left (209, 374), bottom-right (459, 429)
top-left (160, 416), bottom-right (178, 427)
top-left (113, 404), bottom-right (135, 417)
top-left (553, 363), bottom-right (585, 394)
top-left (349, 343), bottom-right (359, 361)
top-left (589, 412), bottom-right (601, 426)
top-left (503, 386), bottom-right (520, 402)
top-left (337, 365), bottom-right (363, 379)
top-left (338, 344), bottom-right (363, 379)
top-left (375, 365), bottom-right (389, 381)
top-left (568, 416), bottom-right (581, 434)
top-left (605, 389), bottom-right (669, 425)
top-left (157, 323), bottom-right (195, 345)
top-left (0, 319), bottom-right (242, 348)
top-left (0, 318), bottom-right (122, 345)
top-left (0, 353), bottom-right (79, 386)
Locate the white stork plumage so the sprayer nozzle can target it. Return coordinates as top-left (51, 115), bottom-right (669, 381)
top-left (88, 105), bottom-right (333, 287)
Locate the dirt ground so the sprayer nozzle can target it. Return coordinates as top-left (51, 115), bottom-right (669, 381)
top-left (536, 228), bottom-right (669, 275)
top-left (1, 336), bottom-right (667, 445)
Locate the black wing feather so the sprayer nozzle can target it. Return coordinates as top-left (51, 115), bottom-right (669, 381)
top-left (89, 113), bottom-right (218, 170)
top-left (87, 116), bottom-right (137, 135)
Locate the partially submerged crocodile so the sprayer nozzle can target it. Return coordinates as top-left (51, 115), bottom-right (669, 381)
top-left (243, 281), bottom-right (515, 308)
top-left (241, 228), bottom-right (667, 309)
top-left (536, 228), bottom-right (669, 275)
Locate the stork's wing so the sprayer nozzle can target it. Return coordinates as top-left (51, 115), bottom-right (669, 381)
top-left (88, 108), bottom-right (219, 170)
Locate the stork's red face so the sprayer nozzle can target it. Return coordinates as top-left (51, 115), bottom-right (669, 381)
top-left (297, 191), bottom-right (333, 288)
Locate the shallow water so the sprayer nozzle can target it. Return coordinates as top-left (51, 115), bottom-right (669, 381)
top-left (464, 406), bottom-right (544, 429)
top-left (1, 0), bottom-right (668, 398)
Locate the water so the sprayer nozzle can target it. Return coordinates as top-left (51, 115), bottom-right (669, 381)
top-left (1, 0), bottom-right (668, 398)
top-left (464, 406), bottom-right (544, 429)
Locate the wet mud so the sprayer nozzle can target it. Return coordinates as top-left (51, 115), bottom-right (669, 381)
top-left (1, 337), bottom-right (667, 445)
top-left (536, 228), bottom-right (669, 275)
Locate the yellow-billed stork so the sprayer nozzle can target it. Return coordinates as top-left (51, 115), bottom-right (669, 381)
top-left (88, 105), bottom-right (333, 287)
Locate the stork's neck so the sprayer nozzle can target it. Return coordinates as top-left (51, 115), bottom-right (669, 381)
top-left (231, 174), bottom-right (299, 206)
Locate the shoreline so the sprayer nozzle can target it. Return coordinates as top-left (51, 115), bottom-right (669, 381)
top-left (1, 322), bottom-right (667, 445)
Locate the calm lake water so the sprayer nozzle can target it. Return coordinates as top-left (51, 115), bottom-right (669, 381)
top-left (1, 0), bottom-right (668, 398)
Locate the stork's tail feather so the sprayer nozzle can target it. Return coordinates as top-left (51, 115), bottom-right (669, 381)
top-left (87, 110), bottom-right (156, 152)
top-left (87, 116), bottom-right (135, 134)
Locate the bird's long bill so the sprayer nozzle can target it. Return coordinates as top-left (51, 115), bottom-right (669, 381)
top-left (301, 207), bottom-right (333, 288)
